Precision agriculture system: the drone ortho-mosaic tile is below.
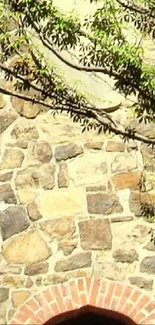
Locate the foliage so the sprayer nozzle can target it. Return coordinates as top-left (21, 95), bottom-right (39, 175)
top-left (0, 0), bottom-right (155, 145)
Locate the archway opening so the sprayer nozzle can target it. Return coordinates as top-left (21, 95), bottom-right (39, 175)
top-left (44, 306), bottom-right (136, 325)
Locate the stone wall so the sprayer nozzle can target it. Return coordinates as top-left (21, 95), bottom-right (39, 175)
top-left (0, 93), bottom-right (154, 324)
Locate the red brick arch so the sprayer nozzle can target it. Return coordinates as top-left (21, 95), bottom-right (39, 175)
top-left (10, 277), bottom-right (155, 325)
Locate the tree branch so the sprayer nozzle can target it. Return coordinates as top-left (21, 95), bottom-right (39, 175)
top-left (0, 85), bottom-right (154, 146)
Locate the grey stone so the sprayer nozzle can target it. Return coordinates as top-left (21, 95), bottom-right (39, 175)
top-left (113, 248), bottom-right (138, 263)
top-left (79, 219), bottom-right (112, 250)
top-left (11, 122), bottom-right (39, 140)
top-left (0, 206), bottom-right (30, 240)
top-left (87, 193), bottom-right (123, 214)
top-left (24, 262), bottom-right (49, 275)
top-left (111, 153), bottom-right (137, 173)
top-left (129, 191), bottom-right (155, 217)
top-left (0, 288), bottom-right (9, 303)
top-left (0, 172), bottom-right (13, 182)
top-left (58, 162), bottom-right (69, 188)
top-left (55, 252), bottom-right (92, 272)
top-left (140, 256), bottom-right (155, 274)
top-left (30, 141), bottom-right (53, 163)
top-left (55, 143), bottom-right (83, 162)
top-left (0, 111), bottom-right (17, 134)
top-left (129, 276), bottom-right (153, 291)
top-left (0, 184), bottom-right (17, 204)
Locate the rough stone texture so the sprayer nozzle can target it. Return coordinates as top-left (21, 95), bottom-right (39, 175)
top-left (33, 164), bottom-right (56, 190)
top-left (29, 141), bottom-right (53, 163)
top-left (11, 122), bottom-right (39, 140)
top-left (0, 149), bottom-right (24, 170)
top-left (0, 172), bottom-right (13, 182)
top-left (55, 143), bottom-right (83, 162)
top-left (130, 224), bottom-right (151, 244)
top-left (40, 217), bottom-right (76, 239)
top-left (130, 121), bottom-right (155, 139)
top-left (2, 276), bottom-right (25, 288)
top-left (55, 252), bottom-right (92, 272)
top-left (8, 140), bottom-right (28, 149)
top-left (145, 241), bottom-right (155, 251)
top-left (0, 288), bottom-right (9, 303)
top-left (84, 141), bottom-right (103, 150)
top-left (0, 206), bottom-right (30, 241)
top-left (43, 269), bottom-right (90, 286)
top-left (58, 162), bottom-right (69, 188)
top-left (87, 193), bottom-right (123, 214)
top-left (24, 262), bottom-right (48, 276)
top-left (37, 188), bottom-right (86, 218)
top-left (0, 184), bottom-right (17, 204)
top-left (93, 260), bottom-right (136, 281)
top-left (15, 164), bottom-right (55, 190)
top-left (79, 219), bottom-right (112, 250)
top-left (140, 256), bottom-right (155, 274)
top-left (68, 152), bottom-right (108, 186)
top-left (0, 111), bottom-right (17, 134)
top-left (113, 248), bottom-right (138, 263)
top-left (0, 265), bottom-right (22, 275)
top-left (3, 229), bottom-right (51, 264)
top-left (129, 276), bottom-right (153, 291)
top-left (0, 94), bottom-right (5, 109)
top-left (27, 201), bottom-right (42, 221)
top-left (58, 240), bottom-right (77, 256)
top-left (12, 290), bottom-right (30, 308)
top-left (17, 189), bottom-right (36, 205)
top-left (86, 185), bottom-right (106, 192)
top-left (129, 191), bottom-right (155, 216)
top-left (106, 141), bottom-right (125, 152)
top-left (15, 166), bottom-right (39, 189)
top-left (12, 97), bottom-right (40, 119)
top-left (112, 171), bottom-right (142, 190)
top-left (111, 153), bottom-right (137, 173)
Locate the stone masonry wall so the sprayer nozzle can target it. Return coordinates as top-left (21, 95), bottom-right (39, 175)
top-left (0, 92), bottom-right (154, 324)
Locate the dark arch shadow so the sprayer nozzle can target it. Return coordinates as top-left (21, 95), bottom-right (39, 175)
top-left (44, 305), bottom-right (137, 325)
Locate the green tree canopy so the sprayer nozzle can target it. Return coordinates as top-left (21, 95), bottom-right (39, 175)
top-left (0, 0), bottom-right (155, 145)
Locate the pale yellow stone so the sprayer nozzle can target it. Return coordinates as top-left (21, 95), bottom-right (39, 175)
top-left (17, 189), bottom-right (36, 204)
top-left (37, 188), bottom-right (87, 219)
top-left (2, 276), bottom-right (25, 288)
top-left (12, 290), bottom-right (30, 308)
top-left (0, 149), bottom-right (24, 170)
top-left (3, 229), bottom-right (51, 264)
top-left (68, 152), bottom-right (108, 186)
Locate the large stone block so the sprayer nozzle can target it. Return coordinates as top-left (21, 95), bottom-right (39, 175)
top-left (37, 188), bottom-right (87, 218)
top-left (12, 290), bottom-right (30, 308)
top-left (24, 262), bottom-right (49, 275)
top-left (0, 206), bottom-right (30, 241)
top-left (55, 252), bottom-right (92, 272)
top-left (79, 219), bottom-right (112, 250)
top-left (0, 111), bottom-right (17, 134)
top-left (55, 142), bottom-right (83, 162)
top-left (106, 141), bottom-right (125, 152)
top-left (3, 229), bottom-right (51, 264)
top-left (112, 171), bottom-right (142, 190)
top-left (87, 193), bottom-right (123, 214)
top-left (11, 121), bottom-right (39, 140)
top-left (28, 141), bottom-right (53, 163)
top-left (12, 96), bottom-right (40, 119)
top-left (129, 276), bottom-right (153, 291)
top-left (0, 149), bottom-right (24, 170)
top-left (40, 217), bottom-right (76, 239)
top-left (93, 260), bottom-right (136, 281)
top-left (68, 152), bottom-right (108, 186)
top-left (111, 153), bottom-right (137, 173)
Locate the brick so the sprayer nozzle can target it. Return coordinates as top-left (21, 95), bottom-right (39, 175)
top-left (85, 278), bottom-right (92, 296)
top-left (51, 302), bottom-right (60, 315)
top-left (89, 279), bottom-right (101, 306)
top-left (130, 289), bottom-right (141, 304)
top-left (35, 294), bottom-right (51, 314)
top-left (65, 297), bottom-right (74, 311)
top-left (110, 297), bottom-right (119, 311)
top-left (69, 280), bottom-right (80, 305)
top-left (80, 292), bottom-right (87, 305)
top-left (43, 288), bottom-right (54, 303)
top-left (117, 286), bottom-right (133, 312)
top-left (145, 301), bottom-right (155, 313)
top-left (52, 286), bottom-right (66, 312)
top-left (121, 302), bottom-right (133, 315)
top-left (26, 298), bottom-right (40, 312)
top-left (103, 282), bottom-right (115, 309)
top-left (78, 278), bottom-right (85, 292)
top-left (61, 284), bottom-right (70, 297)
top-left (133, 311), bottom-right (146, 323)
top-left (113, 283), bottom-right (123, 297)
